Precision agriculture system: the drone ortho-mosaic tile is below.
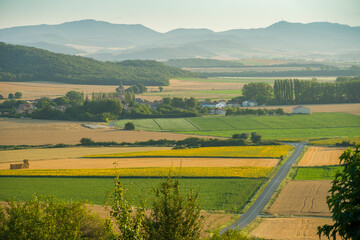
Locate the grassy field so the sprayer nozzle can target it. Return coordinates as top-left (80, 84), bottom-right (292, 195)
top-left (0, 177), bottom-right (266, 213)
top-left (85, 145), bottom-right (292, 159)
top-left (293, 166), bottom-right (343, 180)
top-left (113, 113), bottom-right (360, 140)
top-left (0, 167), bottom-right (273, 178)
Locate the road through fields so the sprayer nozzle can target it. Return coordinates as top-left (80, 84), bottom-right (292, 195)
top-left (221, 142), bottom-right (307, 233)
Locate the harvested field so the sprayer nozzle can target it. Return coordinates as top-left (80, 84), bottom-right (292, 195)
top-left (0, 147), bottom-right (170, 165)
top-left (250, 103), bottom-right (360, 115)
top-left (298, 146), bottom-right (346, 166)
top-left (0, 81), bottom-right (119, 100)
top-left (251, 217), bottom-right (335, 240)
top-left (268, 180), bottom-right (331, 216)
top-left (0, 118), bottom-right (210, 145)
top-left (0, 157), bottom-right (279, 170)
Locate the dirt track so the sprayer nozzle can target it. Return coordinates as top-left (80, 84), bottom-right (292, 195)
top-left (0, 118), bottom-right (210, 145)
top-left (268, 180), bottom-right (331, 216)
top-left (251, 217), bottom-right (335, 240)
top-left (298, 146), bottom-right (345, 166)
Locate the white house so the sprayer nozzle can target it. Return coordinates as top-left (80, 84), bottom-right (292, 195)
top-left (210, 108), bottom-right (226, 115)
top-left (201, 101), bottom-right (227, 108)
top-left (242, 100), bottom-right (258, 107)
top-left (292, 106), bottom-right (310, 114)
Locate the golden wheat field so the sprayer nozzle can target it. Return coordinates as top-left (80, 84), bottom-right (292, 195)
top-left (297, 146), bottom-right (346, 166)
top-left (268, 180), bottom-right (331, 216)
top-left (0, 118), bottom-right (210, 145)
top-left (0, 167), bottom-right (273, 178)
top-left (0, 157), bottom-right (279, 170)
top-left (85, 145), bottom-right (293, 159)
top-left (251, 217), bottom-right (336, 240)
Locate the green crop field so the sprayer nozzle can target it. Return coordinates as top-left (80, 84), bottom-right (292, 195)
top-left (293, 166), bottom-right (344, 180)
top-left (0, 177), bottom-right (265, 213)
top-left (113, 113), bottom-right (360, 140)
top-left (154, 118), bottom-right (198, 131)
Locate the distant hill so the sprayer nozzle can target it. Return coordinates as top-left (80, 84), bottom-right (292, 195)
top-left (1, 19), bottom-right (360, 61)
top-left (0, 42), bottom-right (201, 86)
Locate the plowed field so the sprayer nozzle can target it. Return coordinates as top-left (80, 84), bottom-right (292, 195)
top-left (268, 180), bottom-right (331, 216)
top-left (251, 217), bottom-right (335, 240)
top-left (0, 157), bottom-right (279, 170)
top-left (298, 147), bottom-right (346, 166)
top-left (0, 118), bottom-right (210, 145)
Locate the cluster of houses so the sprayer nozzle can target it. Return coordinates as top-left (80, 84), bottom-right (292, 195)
top-left (199, 100), bottom-right (259, 115)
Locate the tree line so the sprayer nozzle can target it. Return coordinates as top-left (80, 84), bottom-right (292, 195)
top-left (231, 77), bottom-right (360, 105)
top-left (274, 78), bottom-right (360, 104)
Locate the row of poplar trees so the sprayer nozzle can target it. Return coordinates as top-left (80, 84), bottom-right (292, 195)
top-left (274, 79), bottom-right (360, 105)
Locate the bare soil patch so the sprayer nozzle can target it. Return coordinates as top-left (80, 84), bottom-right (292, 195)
top-left (0, 118), bottom-right (209, 145)
top-left (251, 217), bottom-right (335, 240)
top-left (0, 156), bottom-right (279, 170)
top-left (298, 146), bottom-right (346, 166)
top-left (268, 180), bottom-right (331, 216)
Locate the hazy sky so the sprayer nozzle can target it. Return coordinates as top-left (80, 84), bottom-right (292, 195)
top-left (0, 0), bottom-right (359, 32)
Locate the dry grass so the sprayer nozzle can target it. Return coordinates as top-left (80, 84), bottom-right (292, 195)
top-left (88, 205), bottom-right (235, 238)
top-left (251, 217), bottom-right (335, 240)
top-left (297, 147), bottom-right (345, 166)
top-left (0, 118), bottom-right (209, 145)
top-left (268, 180), bottom-right (331, 216)
top-left (0, 81), bottom-right (120, 100)
top-left (0, 146), bottom-right (170, 164)
top-left (0, 157), bottom-right (279, 170)
top-left (249, 103), bottom-right (360, 115)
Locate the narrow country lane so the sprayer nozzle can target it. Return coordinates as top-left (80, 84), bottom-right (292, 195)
top-left (221, 142), bottom-right (307, 233)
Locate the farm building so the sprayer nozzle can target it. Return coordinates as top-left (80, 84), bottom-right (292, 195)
top-left (16, 103), bottom-right (36, 114)
top-left (201, 101), bottom-right (227, 108)
top-left (242, 100), bottom-right (258, 107)
top-left (292, 106), bottom-right (311, 114)
top-left (210, 108), bottom-right (226, 115)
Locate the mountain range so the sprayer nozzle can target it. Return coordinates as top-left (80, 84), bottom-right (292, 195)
top-left (1, 19), bottom-right (359, 61)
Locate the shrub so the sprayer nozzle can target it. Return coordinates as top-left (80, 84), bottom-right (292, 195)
top-left (80, 137), bottom-right (95, 145)
top-left (0, 195), bottom-right (114, 240)
top-left (124, 122), bottom-right (135, 130)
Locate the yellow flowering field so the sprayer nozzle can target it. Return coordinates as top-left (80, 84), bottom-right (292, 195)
top-left (0, 167), bottom-right (272, 178)
top-left (84, 145), bottom-right (293, 159)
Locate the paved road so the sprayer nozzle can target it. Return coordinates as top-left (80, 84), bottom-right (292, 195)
top-left (220, 142), bottom-right (307, 233)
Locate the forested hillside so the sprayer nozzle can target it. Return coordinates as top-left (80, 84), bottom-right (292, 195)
top-left (0, 42), bottom-right (201, 86)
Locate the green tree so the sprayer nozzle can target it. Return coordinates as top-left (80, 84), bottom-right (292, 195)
top-left (144, 177), bottom-right (203, 240)
top-left (242, 82), bottom-right (273, 105)
top-left (250, 132), bottom-right (262, 143)
top-left (159, 86), bottom-right (163, 92)
top-left (318, 146), bottom-right (360, 240)
top-left (14, 92), bottom-right (22, 99)
top-left (0, 195), bottom-right (113, 240)
top-left (65, 91), bottom-right (84, 105)
top-left (8, 93), bottom-right (14, 99)
top-left (107, 178), bottom-right (146, 240)
top-left (124, 122), bottom-right (135, 130)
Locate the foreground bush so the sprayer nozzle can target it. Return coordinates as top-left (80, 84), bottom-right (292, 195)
top-left (0, 195), bottom-right (114, 240)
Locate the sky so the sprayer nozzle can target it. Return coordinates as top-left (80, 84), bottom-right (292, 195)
top-left (0, 0), bottom-right (359, 32)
